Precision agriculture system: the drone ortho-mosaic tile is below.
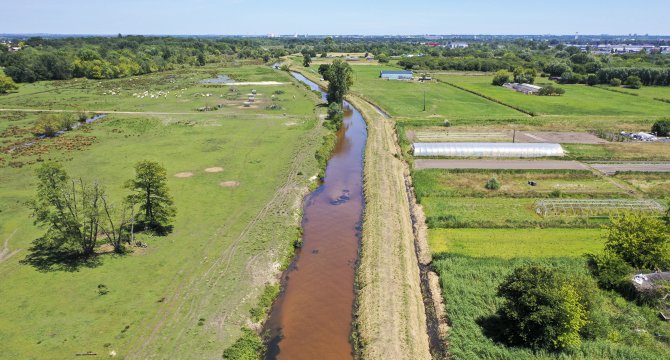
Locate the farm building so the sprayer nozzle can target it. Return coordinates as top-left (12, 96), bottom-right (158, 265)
top-left (412, 142), bottom-right (565, 158)
top-left (380, 70), bottom-right (413, 80)
top-left (503, 83), bottom-right (543, 95)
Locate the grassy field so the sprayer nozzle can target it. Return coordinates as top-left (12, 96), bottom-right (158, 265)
top-left (428, 228), bottom-right (604, 258)
top-left (437, 74), bottom-right (670, 117)
top-left (615, 173), bottom-right (670, 197)
top-left (0, 65), bottom-right (326, 358)
top-left (433, 255), bottom-right (670, 359)
top-left (413, 169), bottom-right (627, 199)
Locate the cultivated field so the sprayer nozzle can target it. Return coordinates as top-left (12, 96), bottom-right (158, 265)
top-left (0, 64), bottom-right (326, 358)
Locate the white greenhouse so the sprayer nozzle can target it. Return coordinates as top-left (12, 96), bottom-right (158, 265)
top-left (412, 142), bottom-right (565, 158)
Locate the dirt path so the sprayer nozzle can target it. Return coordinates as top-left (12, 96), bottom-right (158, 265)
top-left (0, 229), bottom-right (20, 264)
top-left (589, 163), bottom-right (670, 175)
top-left (415, 159), bottom-right (591, 170)
top-left (349, 96), bottom-right (432, 360)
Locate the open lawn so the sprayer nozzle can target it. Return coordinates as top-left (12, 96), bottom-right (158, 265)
top-left (438, 74), bottom-right (670, 117)
top-left (0, 65), bottom-right (325, 358)
top-left (428, 228), bottom-right (604, 258)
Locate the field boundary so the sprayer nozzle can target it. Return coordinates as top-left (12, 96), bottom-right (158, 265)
top-left (435, 78), bottom-right (536, 117)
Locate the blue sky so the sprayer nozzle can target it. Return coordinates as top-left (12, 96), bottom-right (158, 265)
top-left (2, 0), bottom-right (668, 35)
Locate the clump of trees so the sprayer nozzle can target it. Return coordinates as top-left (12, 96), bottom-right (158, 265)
top-left (491, 70), bottom-right (511, 86)
top-left (496, 264), bottom-right (600, 350)
top-left (32, 113), bottom-right (77, 136)
top-left (587, 212), bottom-right (670, 295)
top-left (513, 67), bottom-right (535, 84)
top-left (624, 75), bottom-right (643, 89)
top-left (303, 53), bottom-right (312, 67)
top-left (0, 69), bottom-right (17, 94)
top-left (537, 85), bottom-right (566, 96)
top-left (651, 119), bottom-right (670, 136)
top-left (27, 160), bottom-right (175, 266)
top-left (318, 59), bottom-right (354, 104)
top-left (326, 102), bottom-right (344, 130)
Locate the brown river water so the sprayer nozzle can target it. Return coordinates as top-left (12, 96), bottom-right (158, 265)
top-left (263, 72), bottom-right (367, 360)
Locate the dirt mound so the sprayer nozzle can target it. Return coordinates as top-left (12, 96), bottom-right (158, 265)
top-left (174, 172), bottom-right (194, 178)
top-left (205, 167), bottom-right (224, 173)
top-left (220, 181), bottom-right (240, 187)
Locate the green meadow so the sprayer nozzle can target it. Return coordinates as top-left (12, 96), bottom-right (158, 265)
top-left (0, 65), bottom-right (325, 358)
top-left (437, 74), bottom-right (670, 117)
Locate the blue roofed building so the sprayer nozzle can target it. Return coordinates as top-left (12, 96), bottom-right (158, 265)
top-left (380, 70), bottom-right (413, 80)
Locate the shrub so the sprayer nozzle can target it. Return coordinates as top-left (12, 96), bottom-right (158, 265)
top-left (586, 252), bottom-right (633, 290)
top-left (222, 328), bottom-right (263, 359)
top-left (610, 78), bottom-right (622, 87)
top-left (491, 70), bottom-right (511, 86)
top-left (652, 119), bottom-right (670, 137)
top-left (586, 74), bottom-right (598, 86)
top-left (326, 102), bottom-right (344, 130)
top-left (497, 265), bottom-right (589, 350)
top-left (33, 113), bottom-right (76, 136)
top-left (537, 85), bottom-right (566, 96)
top-left (485, 177), bottom-right (500, 190)
top-left (604, 213), bottom-right (670, 270)
top-left (624, 75), bottom-right (642, 89)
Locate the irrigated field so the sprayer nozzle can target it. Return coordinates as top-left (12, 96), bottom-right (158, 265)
top-left (0, 64), bottom-right (326, 358)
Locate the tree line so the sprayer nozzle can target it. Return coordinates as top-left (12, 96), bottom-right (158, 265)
top-left (0, 36), bottom-right (288, 83)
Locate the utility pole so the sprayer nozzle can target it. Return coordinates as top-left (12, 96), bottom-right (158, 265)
top-left (423, 90), bottom-right (426, 112)
top-left (513, 128), bottom-right (516, 143)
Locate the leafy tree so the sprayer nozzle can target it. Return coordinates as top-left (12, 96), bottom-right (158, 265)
top-left (497, 265), bottom-right (589, 350)
top-left (651, 119), bottom-right (670, 136)
top-left (586, 74), bottom-right (598, 86)
top-left (604, 213), bottom-right (670, 270)
top-left (586, 252), bottom-right (633, 290)
top-left (326, 102), bottom-right (344, 130)
top-left (491, 70), bottom-right (511, 86)
top-left (624, 75), bottom-right (642, 89)
top-left (321, 59), bottom-right (353, 104)
top-left (30, 163), bottom-right (105, 257)
top-left (544, 62), bottom-right (570, 77)
top-left (196, 53), bottom-right (206, 67)
top-left (610, 78), bottom-right (622, 87)
top-left (513, 67), bottom-right (535, 84)
top-left (33, 113), bottom-right (76, 137)
top-left (303, 53), bottom-right (312, 67)
top-left (376, 53), bottom-right (390, 64)
top-left (537, 85), bottom-right (565, 96)
top-left (0, 70), bottom-right (18, 93)
top-left (125, 161), bottom-right (176, 232)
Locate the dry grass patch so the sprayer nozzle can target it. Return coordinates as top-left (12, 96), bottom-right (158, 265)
top-left (174, 172), bottom-right (194, 178)
top-left (204, 167), bottom-right (224, 173)
top-left (220, 181), bottom-right (240, 187)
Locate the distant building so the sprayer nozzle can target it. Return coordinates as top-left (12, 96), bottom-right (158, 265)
top-left (380, 70), bottom-right (413, 80)
top-left (503, 83), bottom-right (543, 95)
top-left (444, 42), bottom-right (469, 49)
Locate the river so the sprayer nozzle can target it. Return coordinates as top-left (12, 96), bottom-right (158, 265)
top-left (263, 72), bottom-right (367, 359)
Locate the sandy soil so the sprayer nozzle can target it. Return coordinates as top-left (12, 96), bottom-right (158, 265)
top-left (219, 181), bottom-right (240, 187)
top-left (415, 159), bottom-right (591, 170)
top-left (349, 96), bottom-right (432, 360)
top-left (204, 167), bottom-right (224, 173)
top-left (174, 172), bottom-right (194, 178)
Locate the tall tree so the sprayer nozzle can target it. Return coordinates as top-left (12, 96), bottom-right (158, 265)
top-left (30, 163), bottom-right (107, 256)
top-left (604, 213), bottom-right (670, 270)
top-left (321, 59), bottom-right (353, 104)
top-left (0, 70), bottom-right (17, 94)
top-left (303, 53), bottom-right (312, 67)
top-left (125, 161), bottom-right (176, 232)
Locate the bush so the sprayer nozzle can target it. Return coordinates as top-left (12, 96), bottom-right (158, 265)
top-left (651, 119), bottom-right (670, 136)
top-left (326, 102), bottom-right (344, 130)
top-left (485, 177), bottom-right (500, 190)
top-left (610, 78), bottom-right (622, 87)
top-left (491, 70), bottom-right (511, 86)
top-left (537, 85), bottom-right (566, 96)
top-left (222, 328), bottom-right (263, 359)
top-left (586, 74), bottom-right (598, 86)
top-left (624, 75), bottom-right (642, 89)
top-left (605, 213), bottom-right (670, 270)
top-left (497, 265), bottom-right (590, 350)
top-left (586, 252), bottom-right (633, 290)
top-left (33, 113), bottom-right (76, 136)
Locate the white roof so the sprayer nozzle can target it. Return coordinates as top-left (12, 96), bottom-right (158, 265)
top-left (412, 142), bottom-right (565, 158)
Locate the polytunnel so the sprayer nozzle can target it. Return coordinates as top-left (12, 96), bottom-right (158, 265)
top-left (412, 142), bottom-right (565, 158)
